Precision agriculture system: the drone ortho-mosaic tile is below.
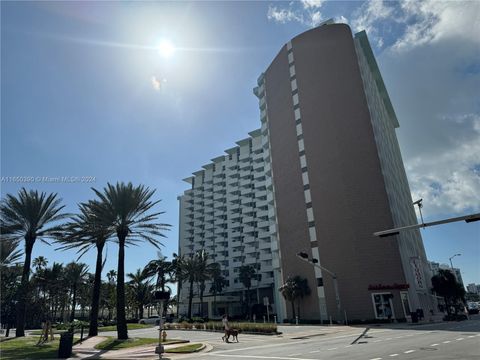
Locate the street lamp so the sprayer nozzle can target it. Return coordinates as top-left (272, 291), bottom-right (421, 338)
top-left (449, 253), bottom-right (461, 270)
top-left (154, 290), bottom-right (170, 359)
top-left (296, 252), bottom-right (343, 324)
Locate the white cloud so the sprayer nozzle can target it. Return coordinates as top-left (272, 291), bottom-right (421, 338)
top-left (301, 0), bottom-right (325, 9)
top-left (351, 0), bottom-right (394, 48)
top-left (406, 114), bottom-right (480, 216)
top-left (267, 2), bottom-right (326, 28)
top-left (392, 0), bottom-right (480, 52)
top-left (267, 6), bottom-right (303, 24)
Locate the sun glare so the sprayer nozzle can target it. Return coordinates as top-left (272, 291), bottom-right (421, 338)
top-left (157, 40), bottom-right (175, 58)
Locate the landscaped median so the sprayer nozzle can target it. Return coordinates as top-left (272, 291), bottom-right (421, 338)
top-left (165, 343), bottom-right (205, 353)
top-left (163, 321), bottom-right (278, 335)
top-left (0, 336), bottom-right (81, 360)
top-left (94, 337), bottom-right (188, 351)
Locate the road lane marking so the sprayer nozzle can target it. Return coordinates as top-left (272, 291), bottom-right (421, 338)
top-left (442, 340), bottom-right (451, 343)
top-left (430, 343), bottom-right (439, 346)
top-left (345, 345), bottom-right (352, 348)
top-left (208, 355), bottom-right (312, 360)
top-left (456, 338), bottom-right (464, 340)
top-left (404, 350), bottom-right (415, 354)
top-left (389, 354), bottom-right (399, 357)
top-left (369, 358), bottom-right (382, 360)
top-left (288, 354), bottom-right (301, 356)
top-left (468, 335), bottom-right (475, 338)
top-left (373, 340), bottom-right (382, 343)
top-left (309, 350), bottom-right (320, 353)
top-left (327, 347), bottom-right (337, 350)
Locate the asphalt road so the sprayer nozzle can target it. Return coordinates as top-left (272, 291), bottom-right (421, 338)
top-left (99, 315), bottom-right (480, 360)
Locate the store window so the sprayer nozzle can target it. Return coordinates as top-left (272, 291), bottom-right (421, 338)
top-left (400, 291), bottom-right (411, 317)
top-left (372, 293), bottom-right (394, 319)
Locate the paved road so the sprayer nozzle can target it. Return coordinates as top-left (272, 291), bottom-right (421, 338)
top-left (99, 315), bottom-right (480, 360)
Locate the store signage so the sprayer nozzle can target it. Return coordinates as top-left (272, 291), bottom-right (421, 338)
top-left (368, 283), bottom-right (410, 290)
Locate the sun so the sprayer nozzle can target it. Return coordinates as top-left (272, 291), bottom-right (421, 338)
top-left (157, 40), bottom-right (175, 58)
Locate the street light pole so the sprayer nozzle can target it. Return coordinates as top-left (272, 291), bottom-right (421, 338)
top-left (296, 252), bottom-right (343, 324)
top-left (449, 253), bottom-right (461, 270)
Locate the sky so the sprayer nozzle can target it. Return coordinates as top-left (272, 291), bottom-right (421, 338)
top-left (1, 1), bottom-right (479, 287)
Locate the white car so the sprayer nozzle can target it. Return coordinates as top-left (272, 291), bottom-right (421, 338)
top-left (138, 316), bottom-right (160, 325)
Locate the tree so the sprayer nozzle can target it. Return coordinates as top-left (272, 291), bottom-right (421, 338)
top-left (32, 256), bottom-right (48, 273)
top-left (0, 188), bottom-right (67, 337)
top-left (195, 250), bottom-right (216, 318)
top-left (143, 255), bottom-right (175, 316)
top-left (279, 275), bottom-right (311, 320)
top-left (0, 239), bottom-right (22, 267)
top-left (432, 269), bottom-right (466, 315)
top-left (177, 254), bottom-right (199, 319)
top-left (209, 263), bottom-right (228, 316)
top-left (239, 265), bottom-right (257, 316)
top-left (91, 182), bottom-right (170, 339)
top-left (59, 201), bottom-right (113, 336)
top-left (127, 268), bottom-right (153, 319)
top-left (65, 262), bottom-right (89, 322)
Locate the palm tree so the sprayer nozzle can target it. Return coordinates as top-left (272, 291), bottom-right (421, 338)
top-left (195, 250), bottom-right (215, 318)
top-left (91, 182), bottom-right (170, 339)
top-left (0, 188), bottom-right (67, 337)
top-left (58, 201), bottom-right (113, 336)
top-left (0, 239), bottom-right (22, 268)
top-left (177, 254), bottom-right (199, 319)
top-left (209, 263), bottom-right (228, 316)
top-left (278, 275), bottom-right (311, 321)
top-left (239, 264), bottom-right (257, 316)
top-left (143, 255), bottom-right (175, 316)
top-left (127, 268), bottom-right (153, 319)
top-left (65, 262), bottom-right (89, 322)
top-left (32, 256), bottom-right (48, 272)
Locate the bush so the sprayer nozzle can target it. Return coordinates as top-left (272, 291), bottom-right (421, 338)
top-left (56, 320), bottom-right (89, 330)
top-left (164, 321), bottom-right (277, 334)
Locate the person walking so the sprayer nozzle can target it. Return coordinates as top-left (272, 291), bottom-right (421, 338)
top-left (222, 314), bottom-right (230, 342)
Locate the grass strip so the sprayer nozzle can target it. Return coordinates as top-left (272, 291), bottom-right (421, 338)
top-left (94, 337), bottom-right (182, 351)
top-left (165, 343), bottom-right (204, 353)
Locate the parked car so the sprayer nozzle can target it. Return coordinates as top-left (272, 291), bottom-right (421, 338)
top-left (138, 316), bottom-right (160, 325)
top-left (467, 302), bottom-right (479, 315)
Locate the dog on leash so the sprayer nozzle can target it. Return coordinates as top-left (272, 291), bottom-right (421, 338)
top-left (222, 328), bottom-right (239, 343)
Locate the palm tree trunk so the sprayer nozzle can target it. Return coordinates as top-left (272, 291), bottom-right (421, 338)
top-left (199, 283), bottom-right (204, 318)
top-left (70, 285), bottom-right (77, 322)
top-left (187, 279), bottom-right (194, 319)
top-left (291, 301), bottom-right (296, 321)
top-left (16, 238), bottom-right (34, 337)
top-left (89, 243), bottom-right (104, 337)
top-left (116, 235), bottom-right (128, 339)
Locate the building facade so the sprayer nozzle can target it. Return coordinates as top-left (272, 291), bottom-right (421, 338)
top-left (178, 22), bottom-right (438, 322)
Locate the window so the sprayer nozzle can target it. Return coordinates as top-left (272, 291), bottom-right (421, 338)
top-left (317, 278), bottom-right (323, 287)
top-left (372, 293), bottom-right (394, 319)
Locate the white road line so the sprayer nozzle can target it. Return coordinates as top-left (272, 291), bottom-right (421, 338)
top-left (373, 340), bottom-right (382, 343)
top-left (389, 354), bottom-right (399, 357)
top-left (430, 343), bottom-right (439, 346)
top-left (369, 358), bottom-right (382, 360)
top-left (468, 335), bottom-right (475, 338)
top-left (345, 345), bottom-right (352, 348)
top-left (209, 355), bottom-right (312, 360)
top-left (404, 350), bottom-right (415, 354)
top-left (288, 354), bottom-right (301, 356)
top-left (456, 338), bottom-right (464, 341)
top-left (327, 347), bottom-right (337, 350)
top-left (309, 350), bottom-right (320, 353)
top-left (443, 340), bottom-right (451, 344)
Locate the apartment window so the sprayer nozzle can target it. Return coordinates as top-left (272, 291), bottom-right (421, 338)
top-left (303, 184), bottom-right (310, 190)
top-left (308, 221), bottom-right (315, 228)
top-left (306, 202), bottom-right (312, 209)
top-left (317, 278), bottom-right (324, 287)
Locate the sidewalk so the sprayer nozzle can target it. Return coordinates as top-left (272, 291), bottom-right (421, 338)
top-left (69, 337), bottom-right (199, 359)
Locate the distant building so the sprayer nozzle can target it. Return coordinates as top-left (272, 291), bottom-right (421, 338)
top-left (178, 22), bottom-right (438, 322)
top-left (467, 283), bottom-right (479, 294)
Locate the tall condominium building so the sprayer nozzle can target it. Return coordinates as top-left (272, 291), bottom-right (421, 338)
top-left (178, 22), bottom-right (438, 322)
